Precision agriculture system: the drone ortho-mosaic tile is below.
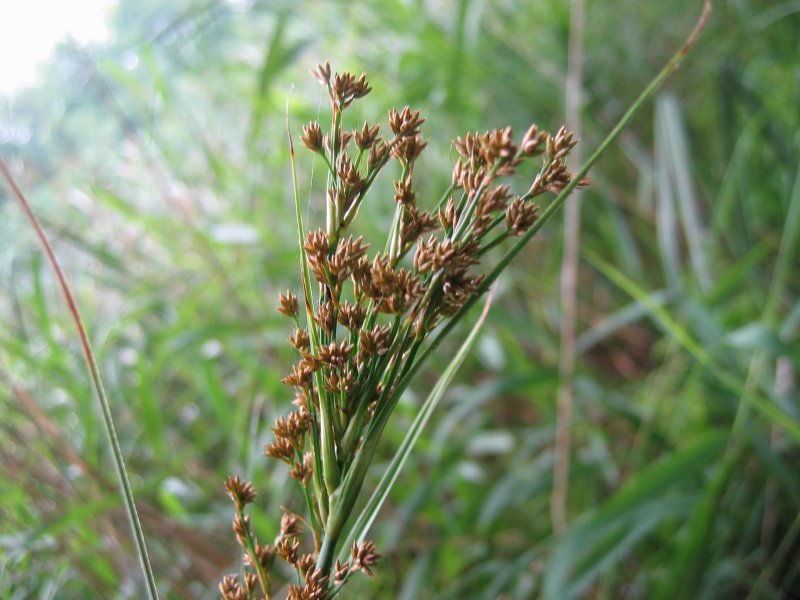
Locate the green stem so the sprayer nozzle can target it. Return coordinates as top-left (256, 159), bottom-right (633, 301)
top-left (287, 118), bottom-right (340, 498)
top-left (238, 507), bottom-right (272, 599)
top-left (0, 160), bottom-right (160, 599)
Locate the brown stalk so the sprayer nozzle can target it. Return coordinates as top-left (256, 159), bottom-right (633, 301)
top-left (552, 0), bottom-right (585, 536)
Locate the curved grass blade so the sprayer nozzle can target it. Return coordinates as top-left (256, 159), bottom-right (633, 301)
top-left (0, 160), bottom-right (160, 599)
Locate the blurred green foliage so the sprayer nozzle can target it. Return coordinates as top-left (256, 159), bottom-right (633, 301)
top-left (1, 0), bottom-right (798, 598)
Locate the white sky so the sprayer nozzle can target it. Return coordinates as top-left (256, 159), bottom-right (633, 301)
top-left (0, 0), bottom-right (116, 96)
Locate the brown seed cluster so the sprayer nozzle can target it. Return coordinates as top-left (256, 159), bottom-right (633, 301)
top-left (221, 61), bottom-right (583, 599)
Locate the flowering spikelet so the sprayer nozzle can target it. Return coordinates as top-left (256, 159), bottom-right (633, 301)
top-left (351, 540), bottom-right (381, 576)
top-left (224, 475), bottom-right (257, 511)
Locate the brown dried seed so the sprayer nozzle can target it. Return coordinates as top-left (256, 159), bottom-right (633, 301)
top-left (297, 553), bottom-right (316, 576)
top-left (300, 122), bottom-right (324, 153)
top-left (332, 71), bottom-right (372, 108)
top-left (281, 512), bottom-right (303, 538)
top-left (521, 123), bottom-right (547, 156)
top-left (337, 301), bottom-right (366, 330)
top-left (219, 574), bottom-right (246, 600)
top-left (244, 542), bottom-right (272, 570)
top-left (334, 559), bottom-right (351, 585)
top-left (232, 514), bottom-right (250, 547)
top-left (302, 567), bottom-right (329, 598)
top-left (388, 106), bottom-right (424, 138)
top-left (289, 452), bottom-right (313, 485)
top-left (265, 436), bottom-right (295, 462)
top-left (355, 121), bottom-right (380, 150)
top-left (272, 410), bottom-right (310, 447)
top-left (480, 126), bottom-right (517, 166)
top-left (276, 537), bottom-right (300, 565)
top-left (289, 328), bottom-right (310, 352)
top-left (336, 154), bottom-right (364, 193)
top-left (244, 573), bottom-right (258, 594)
top-left (505, 196), bottom-right (540, 236)
top-left (318, 339), bottom-right (354, 369)
top-left (224, 475), bottom-right (257, 510)
top-left (358, 324), bottom-right (392, 363)
top-left (281, 361), bottom-right (315, 387)
top-left (351, 540), bottom-right (381, 576)
top-left (304, 229), bottom-right (330, 259)
top-left (392, 134), bottom-right (428, 165)
top-left (278, 291), bottom-right (299, 318)
top-left (438, 197), bottom-right (458, 231)
top-left (401, 204), bottom-right (438, 248)
top-left (394, 177), bottom-right (416, 205)
top-left (476, 184), bottom-right (512, 217)
top-left (314, 301), bottom-right (336, 335)
top-left (367, 139), bottom-right (390, 172)
top-left (462, 167), bottom-right (489, 198)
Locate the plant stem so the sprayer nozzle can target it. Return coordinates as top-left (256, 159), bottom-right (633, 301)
top-left (0, 159), bottom-right (160, 600)
top-left (552, 0), bottom-right (585, 536)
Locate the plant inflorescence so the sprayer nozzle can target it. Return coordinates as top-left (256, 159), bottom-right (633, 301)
top-left (218, 61), bottom-right (584, 599)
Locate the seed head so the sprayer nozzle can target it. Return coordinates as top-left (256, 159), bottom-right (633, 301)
top-left (278, 291), bottom-right (299, 319)
top-left (311, 61), bottom-right (332, 86)
top-left (265, 436), bottom-right (295, 462)
top-left (281, 511), bottom-right (304, 538)
top-left (314, 301), bottom-right (336, 335)
top-left (355, 122), bottom-right (380, 150)
top-left (224, 475), bottom-right (257, 510)
top-left (392, 134), bottom-right (428, 165)
top-left (219, 575), bottom-right (247, 600)
top-left (394, 177), bottom-right (416, 205)
top-left (331, 71), bottom-right (372, 108)
top-left (289, 328), bottom-right (310, 352)
top-left (333, 559), bottom-right (351, 585)
top-left (276, 536), bottom-right (300, 565)
top-left (300, 122), bottom-right (324, 153)
top-left (367, 140), bottom-right (390, 173)
top-left (351, 540), bottom-right (381, 576)
top-left (289, 451), bottom-right (313, 485)
top-left (337, 301), bottom-right (366, 331)
top-left (232, 514), bottom-right (251, 547)
top-left (388, 106), bottom-right (424, 138)
top-left (521, 123), bottom-right (547, 156)
top-left (505, 196), bottom-right (540, 236)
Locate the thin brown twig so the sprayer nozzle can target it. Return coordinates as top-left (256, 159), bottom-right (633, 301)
top-left (552, 0), bottom-right (585, 536)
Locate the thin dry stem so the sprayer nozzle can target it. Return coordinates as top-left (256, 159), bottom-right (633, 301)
top-left (552, 0), bottom-right (585, 536)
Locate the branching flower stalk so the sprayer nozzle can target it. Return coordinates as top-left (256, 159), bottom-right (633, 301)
top-left (220, 62), bottom-right (584, 599)
top-left (220, 4), bottom-right (711, 594)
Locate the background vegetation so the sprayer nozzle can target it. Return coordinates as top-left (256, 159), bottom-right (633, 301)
top-left (1, 0), bottom-right (798, 598)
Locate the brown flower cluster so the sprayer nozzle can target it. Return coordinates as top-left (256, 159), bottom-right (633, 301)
top-left (220, 61), bottom-right (583, 599)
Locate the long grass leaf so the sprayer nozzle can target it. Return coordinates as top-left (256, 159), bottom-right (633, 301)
top-left (544, 431), bottom-right (727, 600)
top-left (0, 161), bottom-right (160, 598)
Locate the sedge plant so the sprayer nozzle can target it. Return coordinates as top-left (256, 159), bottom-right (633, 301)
top-left (219, 3), bottom-right (711, 592)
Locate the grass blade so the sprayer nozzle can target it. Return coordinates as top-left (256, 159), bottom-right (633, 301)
top-left (0, 160), bottom-right (160, 599)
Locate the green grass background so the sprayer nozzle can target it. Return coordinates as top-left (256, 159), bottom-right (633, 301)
top-left (1, 0), bottom-right (798, 598)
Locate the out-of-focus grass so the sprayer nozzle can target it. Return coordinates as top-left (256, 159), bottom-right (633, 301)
top-left (1, 1), bottom-right (798, 598)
